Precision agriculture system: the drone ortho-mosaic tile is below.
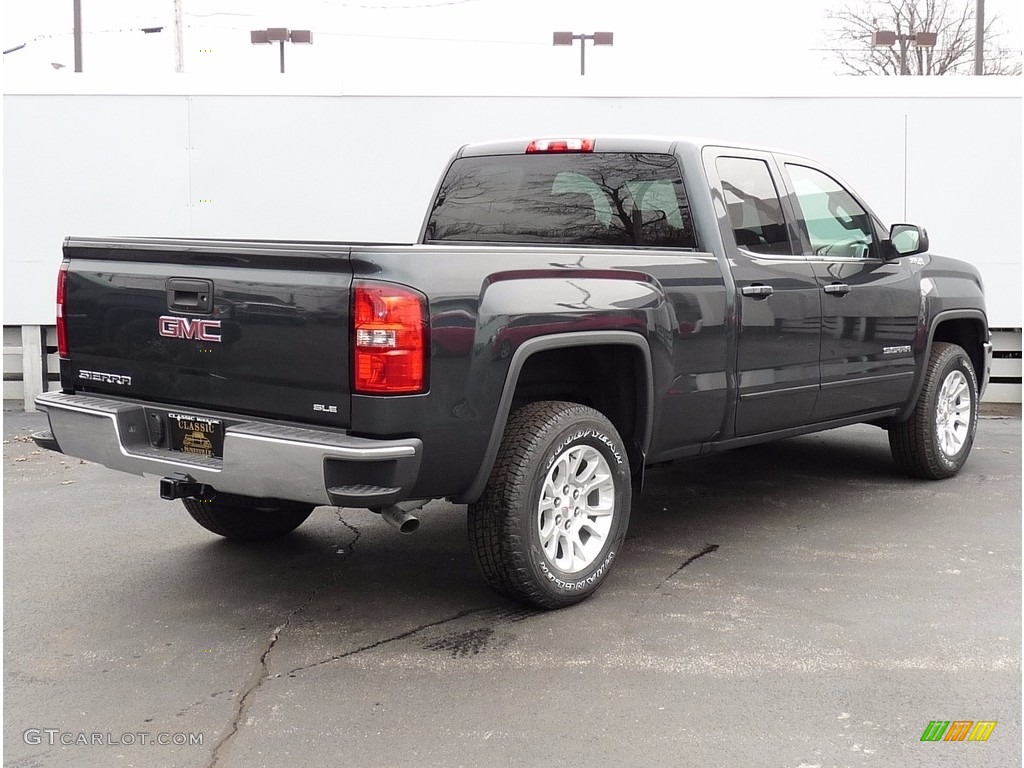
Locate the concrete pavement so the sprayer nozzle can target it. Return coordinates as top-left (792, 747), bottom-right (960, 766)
top-left (3, 406), bottom-right (1020, 767)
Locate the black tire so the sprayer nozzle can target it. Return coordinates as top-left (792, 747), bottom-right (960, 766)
top-left (468, 401), bottom-right (632, 609)
top-left (183, 494), bottom-right (315, 541)
top-left (889, 341), bottom-right (979, 479)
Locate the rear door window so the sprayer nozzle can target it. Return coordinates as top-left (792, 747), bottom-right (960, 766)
top-left (425, 153), bottom-right (698, 248)
top-left (715, 156), bottom-right (794, 256)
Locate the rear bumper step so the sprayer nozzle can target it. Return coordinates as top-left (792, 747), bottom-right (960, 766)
top-left (35, 391), bottom-right (421, 508)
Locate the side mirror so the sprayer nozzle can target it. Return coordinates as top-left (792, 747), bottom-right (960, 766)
top-left (884, 223), bottom-right (929, 259)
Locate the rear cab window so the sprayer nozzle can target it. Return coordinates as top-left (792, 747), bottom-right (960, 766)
top-left (424, 153), bottom-right (698, 249)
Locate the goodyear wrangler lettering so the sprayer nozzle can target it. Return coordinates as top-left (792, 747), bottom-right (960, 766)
top-left (539, 551), bottom-right (616, 590)
top-left (546, 429), bottom-right (624, 471)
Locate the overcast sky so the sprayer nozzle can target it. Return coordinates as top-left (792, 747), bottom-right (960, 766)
top-left (2, 0), bottom-right (1021, 88)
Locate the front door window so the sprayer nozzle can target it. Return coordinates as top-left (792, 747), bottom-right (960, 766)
top-left (786, 164), bottom-right (875, 259)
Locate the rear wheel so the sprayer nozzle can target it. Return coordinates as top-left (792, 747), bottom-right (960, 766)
top-left (468, 401), bottom-right (631, 609)
top-left (889, 341), bottom-right (979, 479)
top-left (183, 494), bottom-right (315, 541)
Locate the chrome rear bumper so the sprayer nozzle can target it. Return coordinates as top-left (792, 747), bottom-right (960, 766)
top-left (35, 391), bottom-right (422, 508)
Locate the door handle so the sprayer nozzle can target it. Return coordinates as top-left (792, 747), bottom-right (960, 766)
top-left (823, 282), bottom-right (851, 296)
top-left (741, 284), bottom-right (774, 299)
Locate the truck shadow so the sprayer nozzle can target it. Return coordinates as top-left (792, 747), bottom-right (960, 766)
top-left (144, 425), bottom-right (915, 622)
top-left (636, 425), bottom-right (904, 519)
top-left (625, 426), bottom-right (910, 553)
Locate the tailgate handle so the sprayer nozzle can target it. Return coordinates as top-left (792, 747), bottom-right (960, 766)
top-left (166, 278), bottom-right (213, 313)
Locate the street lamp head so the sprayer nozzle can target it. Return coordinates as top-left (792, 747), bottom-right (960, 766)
top-left (871, 29), bottom-right (937, 48)
top-left (871, 30), bottom-right (897, 46)
top-left (553, 30), bottom-right (614, 75)
top-left (252, 28), bottom-right (312, 45)
top-left (250, 27), bottom-right (314, 72)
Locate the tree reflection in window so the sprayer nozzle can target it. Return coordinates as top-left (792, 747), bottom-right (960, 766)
top-left (716, 156), bottom-right (793, 256)
top-left (426, 153), bottom-right (698, 249)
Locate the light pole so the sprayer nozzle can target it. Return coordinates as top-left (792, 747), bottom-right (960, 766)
top-left (47, 4), bottom-right (163, 73)
top-left (553, 31), bottom-right (613, 76)
top-left (250, 28), bottom-right (312, 73)
top-left (73, 0), bottom-right (82, 72)
top-left (173, 0), bottom-right (184, 73)
top-left (974, 0), bottom-right (985, 75)
top-left (871, 29), bottom-right (937, 75)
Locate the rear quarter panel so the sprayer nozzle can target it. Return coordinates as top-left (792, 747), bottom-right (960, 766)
top-left (350, 245), bottom-right (729, 499)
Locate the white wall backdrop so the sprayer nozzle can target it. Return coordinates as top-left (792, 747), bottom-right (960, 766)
top-left (3, 90), bottom-right (1020, 326)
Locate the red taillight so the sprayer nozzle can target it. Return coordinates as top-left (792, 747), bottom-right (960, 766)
top-left (526, 138), bottom-right (595, 154)
top-left (353, 282), bottom-right (427, 394)
top-left (56, 262), bottom-right (69, 358)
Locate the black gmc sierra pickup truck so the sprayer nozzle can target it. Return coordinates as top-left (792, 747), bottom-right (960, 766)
top-left (35, 136), bottom-right (992, 608)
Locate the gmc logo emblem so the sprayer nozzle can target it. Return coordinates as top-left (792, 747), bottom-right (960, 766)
top-left (158, 315), bottom-right (222, 342)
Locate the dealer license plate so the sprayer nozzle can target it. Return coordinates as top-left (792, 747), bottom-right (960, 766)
top-left (167, 412), bottom-right (224, 458)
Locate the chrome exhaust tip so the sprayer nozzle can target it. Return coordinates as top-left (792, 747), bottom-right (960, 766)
top-left (378, 504), bottom-right (420, 534)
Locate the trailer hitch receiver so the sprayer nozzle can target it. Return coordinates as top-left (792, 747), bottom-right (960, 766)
top-left (159, 472), bottom-right (213, 501)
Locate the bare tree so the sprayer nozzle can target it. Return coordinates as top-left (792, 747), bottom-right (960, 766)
top-left (826, 0), bottom-right (1021, 75)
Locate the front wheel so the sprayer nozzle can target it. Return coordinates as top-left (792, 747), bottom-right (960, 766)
top-left (468, 401), bottom-right (632, 609)
top-left (889, 341), bottom-right (979, 479)
top-left (183, 494), bottom-right (315, 541)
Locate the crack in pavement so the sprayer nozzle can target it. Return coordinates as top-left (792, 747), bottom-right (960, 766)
top-left (633, 544), bottom-right (720, 615)
top-left (204, 510), bottom-right (361, 768)
top-left (277, 607), bottom-right (488, 679)
top-left (629, 544), bottom-right (721, 618)
top-left (661, 544), bottom-right (720, 588)
top-left (334, 509), bottom-right (362, 557)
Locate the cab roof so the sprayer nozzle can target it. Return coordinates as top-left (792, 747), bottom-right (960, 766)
top-left (456, 135), bottom-right (796, 158)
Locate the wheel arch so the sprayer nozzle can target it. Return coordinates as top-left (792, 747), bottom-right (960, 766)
top-left (895, 309), bottom-right (989, 422)
top-left (453, 331), bottom-right (653, 504)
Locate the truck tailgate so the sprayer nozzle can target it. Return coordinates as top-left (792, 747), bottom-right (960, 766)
top-left (62, 238), bottom-right (354, 427)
